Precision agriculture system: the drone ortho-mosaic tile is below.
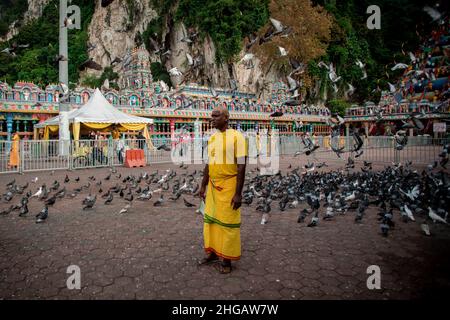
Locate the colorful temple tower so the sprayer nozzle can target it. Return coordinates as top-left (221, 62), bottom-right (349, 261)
top-left (120, 45), bottom-right (154, 93)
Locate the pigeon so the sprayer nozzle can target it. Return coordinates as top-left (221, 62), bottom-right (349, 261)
top-left (428, 207), bottom-right (447, 224)
top-left (157, 144), bottom-right (171, 152)
top-left (45, 195), bottom-right (57, 206)
top-left (124, 192), bottom-right (134, 202)
top-left (168, 67), bottom-right (183, 77)
top-left (391, 63), bottom-right (409, 71)
top-left (31, 186), bottom-right (43, 198)
top-left (278, 46), bottom-right (288, 56)
top-left (380, 222), bottom-right (389, 237)
top-left (323, 207), bottom-right (335, 221)
top-left (307, 212), bottom-right (319, 227)
top-left (399, 185), bottom-right (420, 201)
top-left (183, 198), bottom-right (196, 207)
top-left (260, 213), bottom-right (269, 225)
top-left (19, 205), bottom-right (29, 217)
top-left (421, 223), bottom-right (431, 236)
top-left (270, 111), bottom-right (283, 117)
top-left (83, 195), bottom-right (97, 210)
top-left (119, 204), bottom-right (131, 214)
top-left (78, 58), bottom-right (102, 71)
top-left (153, 194), bottom-right (164, 206)
top-left (64, 175), bottom-right (70, 183)
top-left (36, 206), bottom-right (48, 223)
top-left (423, 6), bottom-right (442, 21)
top-left (104, 193), bottom-right (113, 205)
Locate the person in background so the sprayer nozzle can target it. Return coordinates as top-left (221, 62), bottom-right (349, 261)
top-left (116, 135), bottom-right (125, 164)
top-left (8, 132), bottom-right (20, 169)
top-left (136, 130), bottom-right (145, 149)
top-left (112, 126), bottom-right (120, 140)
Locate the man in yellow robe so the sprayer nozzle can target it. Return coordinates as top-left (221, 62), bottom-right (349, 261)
top-left (8, 133), bottom-right (20, 169)
top-left (198, 106), bottom-right (247, 274)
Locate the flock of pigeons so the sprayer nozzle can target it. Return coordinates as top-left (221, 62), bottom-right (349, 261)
top-left (248, 158), bottom-right (449, 237)
top-left (1, 144), bottom-right (448, 239)
top-left (0, 165), bottom-right (201, 223)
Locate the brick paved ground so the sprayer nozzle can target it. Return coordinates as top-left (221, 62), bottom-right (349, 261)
top-left (0, 156), bottom-right (449, 300)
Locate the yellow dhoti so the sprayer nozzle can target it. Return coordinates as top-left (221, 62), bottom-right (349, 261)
top-left (203, 129), bottom-right (246, 261)
top-left (204, 175), bottom-right (241, 260)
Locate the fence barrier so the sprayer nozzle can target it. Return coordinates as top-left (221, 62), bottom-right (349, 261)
top-left (0, 135), bottom-right (447, 174)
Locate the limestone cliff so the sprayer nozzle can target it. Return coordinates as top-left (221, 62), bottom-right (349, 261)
top-left (84, 0), bottom-right (158, 79)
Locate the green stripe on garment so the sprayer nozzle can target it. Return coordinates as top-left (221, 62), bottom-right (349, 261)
top-left (204, 213), bottom-right (241, 228)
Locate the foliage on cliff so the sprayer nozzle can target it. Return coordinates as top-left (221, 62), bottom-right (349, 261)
top-left (0, 0), bottom-right (95, 86)
top-left (0, 0), bottom-right (28, 37)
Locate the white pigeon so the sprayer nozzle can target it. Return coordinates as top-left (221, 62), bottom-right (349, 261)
top-left (355, 59), bottom-right (367, 79)
top-left (269, 17), bottom-right (285, 33)
top-left (317, 61), bottom-right (329, 70)
top-left (32, 187), bottom-right (43, 198)
top-left (119, 204), bottom-right (131, 214)
top-left (240, 53), bottom-right (254, 63)
top-left (360, 69), bottom-right (367, 80)
top-left (332, 83), bottom-right (339, 93)
top-left (346, 83), bottom-right (355, 96)
top-left (388, 82), bottom-right (396, 93)
top-left (168, 67), bottom-right (182, 76)
top-left (290, 89), bottom-right (300, 98)
top-left (59, 82), bottom-right (69, 95)
top-left (428, 207), bottom-right (448, 224)
top-left (160, 80), bottom-right (169, 92)
top-left (102, 78), bottom-right (110, 90)
top-left (345, 191), bottom-right (356, 201)
top-left (355, 59), bottom-right (365, 69)
top-left (423, 6), bottom-right (442, 21)
top-left (404, 204), bottom-right (415, 221)
top-left (391, 63), bottom-right (409, 71)
top-left (399, 185), bottom-right (420, 201)
top-left (186, 52), bottom-right (193, 66)
top-left (32, 177), bottom-right (38, 183)
top-left (278, 46), bottom-right (288, 57)
top-left (328, 63), bottom-right (341, 82)
top-left (261, 213), bottom-right (269, 225)
top-left (409, 52), bottom-right (416, 63)
top-left (421, 223), bottom-right (431, 236)
top-left (287, 75), bottom-right (299, 92)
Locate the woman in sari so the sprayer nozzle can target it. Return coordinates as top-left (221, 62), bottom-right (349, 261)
top-left (9, 132), bottom-right (20, 169)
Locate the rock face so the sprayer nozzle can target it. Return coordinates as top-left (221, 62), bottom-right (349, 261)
top-left (1, 0), bottom-right (49, 42)
top-left (162, 22), bottom-right (281, 99)
top-left (85, 0), bottom-right (158, 79)
top-left (23, 0), bottom-right (49, 23)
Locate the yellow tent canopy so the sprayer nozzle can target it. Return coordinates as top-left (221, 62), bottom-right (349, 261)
top-left (35, 89), bottom-right (154, 146)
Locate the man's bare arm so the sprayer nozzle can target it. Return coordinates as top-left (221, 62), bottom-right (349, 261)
top-left (199, 164), bottom-right (209, 200)
top-left (235, 161), bottom-right (246, 196)
top-left (231, 157), bottom-right (246, 210)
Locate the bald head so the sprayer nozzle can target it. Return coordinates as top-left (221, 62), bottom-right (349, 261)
top-left (212, 106), bottom-right (229, 119)
top-left (211, 106), bottom-right (229, 131)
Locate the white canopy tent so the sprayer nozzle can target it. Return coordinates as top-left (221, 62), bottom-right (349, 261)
top-left (35, 88), bottom-right (153, 141)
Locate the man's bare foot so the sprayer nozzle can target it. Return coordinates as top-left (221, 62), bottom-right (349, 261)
top-left (198, 252), bottom-right (218, 265)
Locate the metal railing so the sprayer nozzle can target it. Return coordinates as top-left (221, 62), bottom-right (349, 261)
top-left (0, 141), bottom-right (19, 174)
top-left (0, 135), bottom-right (447, 174)
top-left (21, 140), bottom-right (70, 172)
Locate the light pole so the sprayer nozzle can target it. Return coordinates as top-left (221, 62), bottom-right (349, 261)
top-left (58, 0), bottom-right (80, 155)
